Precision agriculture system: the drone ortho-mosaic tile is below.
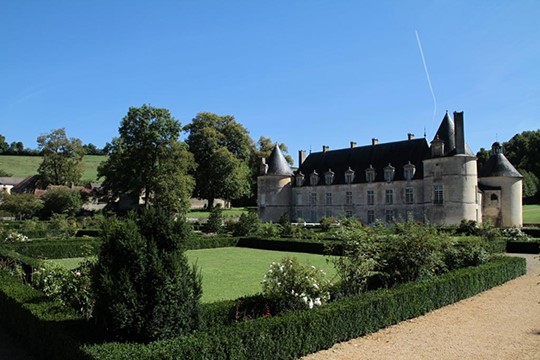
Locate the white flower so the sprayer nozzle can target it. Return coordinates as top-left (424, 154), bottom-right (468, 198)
top-left (313, 283), bottom-right (319, 290)
top-left (314, 298), bottom-right (322, 306)
top-left (308, 300), bottom-right (314, 309)
top-left (301, 296), bottom-right (308, 304)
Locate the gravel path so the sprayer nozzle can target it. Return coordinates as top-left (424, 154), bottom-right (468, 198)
top-left (303, 254), bottom-right (540, 360)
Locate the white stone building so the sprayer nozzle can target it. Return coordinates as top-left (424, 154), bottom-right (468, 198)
top-left (258, 111), bottom-right (522, 227)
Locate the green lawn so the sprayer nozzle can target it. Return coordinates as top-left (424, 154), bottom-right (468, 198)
top-left (523, 204), bottom-right (540, 223)
top-left (0, 155), bottom-right (106, 183)
top-left (188, 208), bottom-right (251, 219)
top-left (47, 248), bottom-right (336, 303)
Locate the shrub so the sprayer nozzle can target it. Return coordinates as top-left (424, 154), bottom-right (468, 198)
top-left (91, 208), bottom-right (202, 342)
top-left (205, 207), bottom-right (224, 234)
top-left (261, 257), bottom-right (330, 312)
top-left (256, 222), bottom-right (282, 238)
top-left (3, 232), bottom-right (30, 243)
top-left (502, 227), bottom-right (532, 242)
top-left (232, 211), bottom-right (260, 236)
top-left (442, 238), bottom-right (491, 270)
top-left (319, 216), bottom-right (338, 232)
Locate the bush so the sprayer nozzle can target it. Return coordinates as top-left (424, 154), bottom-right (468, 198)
top-left (91, 208), bottom-right (202, 342)
top-left (232, 211), bottom-right (260, 236)
top-left (40, 187), bottom-right (82, 219)
top-left (205, 207), bottom-right (224, 234)
top-left (261, 257), bottom-right (330, 312)
top-left (256, 222), bottom-right (282, 238)
top-left (319, 216), bottom-right (338, 232)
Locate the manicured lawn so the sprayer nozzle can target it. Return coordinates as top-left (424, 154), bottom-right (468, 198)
top-left (47, 248), bottom-right (336, 303)
top-left (188, 207), bottom-right (251, 219)
top-left (0, 155), bottom-right (106, 183)
top-left (523, 204), bottom-right (540, 223)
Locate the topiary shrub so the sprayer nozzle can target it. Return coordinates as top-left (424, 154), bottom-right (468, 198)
top-left (233, 210), bottom-right (260, 236)
top-left (91, 208), bottom-right (202, 342)
top-left (205, 207), bottom-right (224, 234)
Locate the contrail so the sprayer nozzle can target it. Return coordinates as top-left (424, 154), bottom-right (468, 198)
top-left (415, 30), bottom-right (437, 126)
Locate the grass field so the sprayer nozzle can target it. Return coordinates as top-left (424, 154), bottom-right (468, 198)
top-left (48, 248), bottom-right (336, 303)
top-left (188, 208), bottom-right (251, 219)
top-left (0, 155), bottom-right (106, 183)
top-left (523, 204), bottom-right (540, 223)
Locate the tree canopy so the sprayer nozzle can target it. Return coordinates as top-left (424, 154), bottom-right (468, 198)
top-left (184, 112), bottom-right (253, 208)
top-left (37, 128), bottom-right (85, 187)
top-left (98, 105), bottom-right (195, 213)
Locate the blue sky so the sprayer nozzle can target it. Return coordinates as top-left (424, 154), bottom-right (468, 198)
top-left (2, 1), bottom-right (539, 165)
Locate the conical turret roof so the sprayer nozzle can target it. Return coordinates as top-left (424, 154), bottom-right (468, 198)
top-left (266, 145), bottom-right (293, 176)
top-left (479, 143), bottom-right (522, 178)
top-left (432, 111), bottom-right (456, 155)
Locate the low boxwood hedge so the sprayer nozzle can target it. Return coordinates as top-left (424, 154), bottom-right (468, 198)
top-left (0, 238), bottom-right (102, 259)
top-left (237, 236), bottom-right (340, 255)
top-left (80, 256), bottom-right (526, 360)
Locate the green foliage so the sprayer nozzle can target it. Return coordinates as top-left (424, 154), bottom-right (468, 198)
top-left (0, 193), bottom-right (44, 220)
top-left (256, 222), bottom-right (282, 238)
top-left (81, 256), bottom-right (526, 360)
top-left (185, 112), bottom-right (253, 208)
top-left (319, 216), bottom-right (338, 232)
top-left (32, 259), bottom-right (95, 318)
top-left (40, 187), bottom-right (82, 218)
top-left (261, 257), bottom-right (330, 312)
top-left (98, 104), bottom-right (195, 213)
top-left (205, 206), bottom-right (224, 234)
top-left (232, 211), bottom-right (260, 236)
top-left (520, 168), bottom-right (540, 199)
top-left (37, 128), bottom-right (85, 186)
top-left (442, 237), bottom-right (491, 270)
top-left (0, 238), bottom-right (101, 259)
top-left (91, 208), bottom-right (202, 342)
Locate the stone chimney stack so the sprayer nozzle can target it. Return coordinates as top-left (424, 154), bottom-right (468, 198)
top-left (298, 150), bottom-right (306, 166)
top-left (372, 138), bottom-right (379, 145)
top-left (408, 133), bottom-right (415, 140)
top-left (350, 141), bottom-right (357, 148)
top-left (454, 111), bottom-right (465, 154)
top-left (322, 145), bottom-right (329, 152)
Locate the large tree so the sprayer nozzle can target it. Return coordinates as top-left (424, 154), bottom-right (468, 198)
top-left (0, 134), bottom-right (8, 153)
top-left (98, 105), bottom-right (195, 213)
top-left (37, 128), bottom-right (85, 187)
top-left (184, 112), bottom-right (253, 208)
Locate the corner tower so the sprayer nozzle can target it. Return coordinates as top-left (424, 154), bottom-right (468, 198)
top-left (479, 142), bottom-right (523, 227)
top-left (257, 145), bottom-right (293, 222)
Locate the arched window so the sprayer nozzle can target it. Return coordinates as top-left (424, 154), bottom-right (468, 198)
top-left (310, 170), bottom-right (319, 186)
top-left (365, 165), bottom-right (376, 183)
top-left (344, 167), bottom-right (355, 184)
top-left (324, 169), bottom-right (335, 185)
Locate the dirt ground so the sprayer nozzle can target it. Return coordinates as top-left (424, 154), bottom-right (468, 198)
top-left (303, 254), bottom-right (540, 360)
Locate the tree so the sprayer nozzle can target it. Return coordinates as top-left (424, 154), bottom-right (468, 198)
top-left (91, 208), bottom-right (202, 342)
top-left (0, 134), bottom-right (8, 153)
top-left (520, 168), bottom-right (540, 200)
top-left (503, 130), bottom-right (540, 200)
top-left (475, 147), bottom-right (490, 172)
top-left (8, 141), bottom-right (24, 154)
top-left (37, 129), bottom-right (84, 187)
top-left (98, 105), bottom-right (195, 213)
top-left (255, 136), bottom-right (294, 166)
top-left (40, 187), bottom-right (82, 218)
top-left (184, 112), bottom-right (253, 208)
top-left (0, 193), bottom-right (44, 219)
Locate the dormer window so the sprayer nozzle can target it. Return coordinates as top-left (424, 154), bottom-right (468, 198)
top-left (365, 165), bottom-right (376, 183)
top-left (344, 167), bottom-right (355, 184)
top-left (324, 169), bottom-right (335, 185)
top-left (384, 163), bottom-right (395, 183)
top-left (403, 161), bottom-right (416, 181)
top-left (310, 170), bottom-right (319, 186)
top-left (295, 172), bottom-right (305, 187)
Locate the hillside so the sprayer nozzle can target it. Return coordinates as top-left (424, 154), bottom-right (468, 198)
top-left (0, 155), bottom-right (106, 183)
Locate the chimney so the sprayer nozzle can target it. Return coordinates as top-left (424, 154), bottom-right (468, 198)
top-left (298, 150), bottom-right (306, 166)
top-left (408, 133), bottom-right (415, 140)
top-left (322, 145), bottom-right (329, 152)
top-left (454, 111), bottom-right (465, 154)
top-left (350, 141), bottom-right (357, 148)
top-left (372, 138), bottom-right (378, 145)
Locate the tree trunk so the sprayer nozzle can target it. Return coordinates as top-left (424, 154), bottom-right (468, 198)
top-left (207, 196), bottom-right (215, 210)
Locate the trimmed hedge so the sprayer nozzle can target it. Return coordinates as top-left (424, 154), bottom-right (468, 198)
top-left (506, 241), bottom-right (540, 254)
top-left (184, 236), bottom-right (239, 250)
top-left (0, 238), bottom-right (101, 259)
top-left (522, 227), bottom-right (540, 238)
top-left (80, 256), bottom-right (526, 360)
top-left (237, 236), bottom-right (340, 255)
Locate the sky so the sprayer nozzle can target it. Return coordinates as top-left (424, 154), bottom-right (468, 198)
top-left (1, 1), bottom-right (539, 166)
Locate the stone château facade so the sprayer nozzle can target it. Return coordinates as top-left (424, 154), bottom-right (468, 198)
top-left (257, 111), bottom-right (522, 227)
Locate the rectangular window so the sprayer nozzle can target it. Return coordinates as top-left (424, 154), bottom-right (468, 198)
top-left (260, 193), bottom-right (266, 207)
top-left (433, 184), bottom-right (444, 204)
top-left (367, 190), bottom-right (375, 206)
top-left (385, 209), bottom-right (395, 224)
top-left (310, 210), bottom-right (317, 222)
top-left (310, 193), bottom-right (317, 206)
top-left (326, 192), bottom-right (332, 206)
top-left (345, 210), bottom-right (353, 218)
top-left (385, 189), bottom-right (393, 205)
top-left (405, 187), bottom-right (414, 205)
top-left (367, 210), bottom-right (375, 224)
top-left (295, 193), bottom-right (303, 206)
top-left (345, 191), bottom-right (353, 205)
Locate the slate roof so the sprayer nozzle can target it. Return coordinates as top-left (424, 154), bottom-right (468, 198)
top-left (296, 138), bottom-right (430, 186)
top-left (479, 153), bottom-right (522, 178)
top-left (266, 145), bottom-right (294, 176)
top-left (433, 112), bottom-right (456, 155)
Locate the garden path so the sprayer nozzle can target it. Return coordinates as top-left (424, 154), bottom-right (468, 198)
top-left (303, 254), bottom-right (540, 360)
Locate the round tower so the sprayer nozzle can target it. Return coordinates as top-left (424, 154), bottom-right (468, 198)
top-left (478, 142), bottom-right (523, 227)
top-left (257, 145), bottom-right (293, 222)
